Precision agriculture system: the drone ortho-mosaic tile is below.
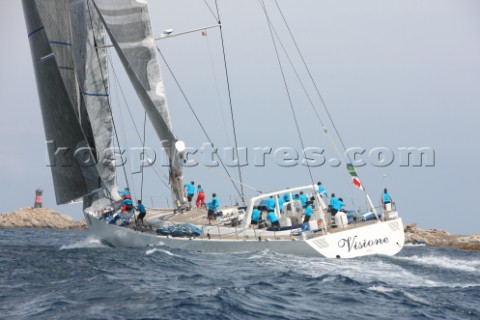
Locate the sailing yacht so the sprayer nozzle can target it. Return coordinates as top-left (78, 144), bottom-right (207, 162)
top-left (22, 0), bottom-right (404, 258)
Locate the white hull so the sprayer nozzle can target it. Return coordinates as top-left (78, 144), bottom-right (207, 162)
top-left (85, 212), bottom-right (405, 258)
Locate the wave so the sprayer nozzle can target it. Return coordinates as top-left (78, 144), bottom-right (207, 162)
top-left (397, 254), bottom-right (480, 273)
top-left (246, 251), bottom-right (435, 286)
top-left (145, 247), bottom-right (181, 257)
top-left (59, 236), bottom-right (110, 250)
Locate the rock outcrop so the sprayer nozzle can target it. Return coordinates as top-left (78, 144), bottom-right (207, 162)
top-left (405, 223), bottom-right (480, 251)
top-left (0, 207), bottom-right (86, 229)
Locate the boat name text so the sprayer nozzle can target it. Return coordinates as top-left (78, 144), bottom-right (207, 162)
top-left (338, 236), bottom-right (389, 252)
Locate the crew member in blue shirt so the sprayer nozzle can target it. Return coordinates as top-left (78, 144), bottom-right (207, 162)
top-left (251, 206), bottom-right (261, 225)
top-left (383, 188), bottom-right (392, 205)
top-left (303, 202), bottom-right (313, 223)
top-left (206, 193), bottom-right (219, 223)
top-left (267, 210), bottom-right (280, 227)
top-left (267, 196), bottom-right (275, 211)
top-left (136, 199), bottom-right (147, 226)
top-left (299, 191), bottom-right (307, 208)
top-left (317, 182), bottom-right (327, 197)
top-left (332, 197), bottom-right (345, 216)
top-left (330, 193), bottom-right (339, 216)
top-left (116, 198), bottom-right (134, 226)
top-left (184, 181), bottom-right (195, 210)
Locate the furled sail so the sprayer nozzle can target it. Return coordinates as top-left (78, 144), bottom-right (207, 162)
top-left (93, 0), bottom-right (187, 209)
top-left (22, 0), bottom-right (103, 204)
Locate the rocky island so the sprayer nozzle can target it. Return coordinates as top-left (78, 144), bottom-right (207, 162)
top-left (0, 207), bottom-right (86, 229)
top-left (405, 223), bottom-right (480, 251)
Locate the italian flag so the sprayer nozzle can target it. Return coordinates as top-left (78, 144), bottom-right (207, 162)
top-left (347, 163), bottom-right (364, 190)
top-left (201, 30), bottom-right (207, 36)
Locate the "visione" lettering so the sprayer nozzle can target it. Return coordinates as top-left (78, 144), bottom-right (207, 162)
top-left (337, 236), bottom-right (389, 252)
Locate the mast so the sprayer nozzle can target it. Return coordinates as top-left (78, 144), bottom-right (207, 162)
top-left (92, 0), bottom-right (188, 210)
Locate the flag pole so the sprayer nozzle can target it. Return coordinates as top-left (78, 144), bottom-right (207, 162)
top-left (347, 163), bottom-right (380, 221)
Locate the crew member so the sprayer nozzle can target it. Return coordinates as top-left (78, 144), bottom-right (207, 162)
top-left (303, 202), bottom-right (313, 223)
top-left (383, 188), bottom-right (393, 212)
top-left (299, 191), bottom-right (307, 208)
top-left (267, 210), bottom-right (280, 228)
top-left (330, 193), bottom-right (339, 216)
top-left (317, 182), bottom-right (327, 197)
top-left (184, 181), bottom-right (195, 210)
top-left (136, 199), bottom-right (147, 226)
top-left (206, 193), bottom-right (219, 223)
top-left (196, 185), bottom-right (205, 208)
top-left (251, 206), bottom-right (261, 225)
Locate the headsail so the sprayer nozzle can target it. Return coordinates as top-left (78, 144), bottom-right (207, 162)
top-left (93, 0), bottom-right (187, 209)
top-left (70, 0), bottom-right (120, 202)
top-left (22, 0), bottom-right (104, 205)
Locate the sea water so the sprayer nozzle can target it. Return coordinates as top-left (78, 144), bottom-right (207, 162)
top-left (0, 228), bottom-right (479, 320)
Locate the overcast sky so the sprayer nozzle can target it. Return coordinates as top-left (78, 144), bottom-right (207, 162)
top-left (1, 0), bottom-right (479, 234)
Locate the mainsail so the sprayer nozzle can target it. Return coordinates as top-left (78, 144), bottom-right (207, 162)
top-left (22, 0), bottom-right (104, 204)
top-left (93, 0), bottom-right (187, 209)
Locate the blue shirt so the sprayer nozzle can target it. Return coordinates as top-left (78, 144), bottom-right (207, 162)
top-left (123, 198), bottom-right (132, 206)
top-left (383, 192), bottom-right (391, 203)
top-left (207, 197), bottom-right (219, 211)
top-left (120, 189), bottom-right (130, 199)
top-left (197, 187), bottom-right (203, 193)
top-left (251, 209), bottom-right (261, 222)
top-left (267, 198), bottom-right (275, 210)
top-left (332, 199), bottom-right (345, 211)
top-left (137, 203), bottom-right (146, 214)
top-left (299, 194), bottom-right (307, 207)
top-left (267, 211), bottom-right (278, 223)
top-left (317, 185), bottom-right (327, 195)
top-left (283, 193), bottom-right (291, 202)
top-left (304, 205), bottom-right (313, 217)
top-left (330, 196), bottom-right (338, 209)
top-left (185, 184), bottom-right (195, 195)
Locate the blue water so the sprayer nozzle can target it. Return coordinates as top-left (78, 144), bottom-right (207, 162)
top-left (1, 228), bottom-right (479, 320)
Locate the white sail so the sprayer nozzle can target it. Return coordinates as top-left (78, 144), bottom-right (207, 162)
top-left (70, 0), bottom-right (120, 202)
top-left (22, 0), bottom-right (104, 204)
top-left (35, 0), bottom-right (80, 115)
top-left (93, 0), bottom-right (187, 209)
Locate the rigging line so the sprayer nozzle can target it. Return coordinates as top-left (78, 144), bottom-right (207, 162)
top-left (274, 2), bottom-right (373, 210)
top-left (107, 54), bottom-right (170, 200)
top-left (86, 0), bottom-right (130, 200)
top-left (155, 46), bottom-right (243, 199)
top-left (274, 0), bottom-right (352, 163)
top-left (258, 0), bottom-right (315, 186)
top-left (203, 0), bottom-right (219, 22)
top-left (273, 2), bottom-right (374, 213)
top-left (140, 110), bottom-right (147, 200)
top-left (106, 54), bottom-right (144, 145)
top-left (151, 164), bottom-right (172, 190)
top-left (267, 19), bottom-right (355, 199)
top-left (267, 17), bottom-right (354, 199)
top-left (215, 0), bottom-right (246, 205)
top-left (110, 58), bottom-right (137, 199)
top-left (205, 29), bottom-right (232, 147)
top-left (197, 163), bottom-right (263, 194)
